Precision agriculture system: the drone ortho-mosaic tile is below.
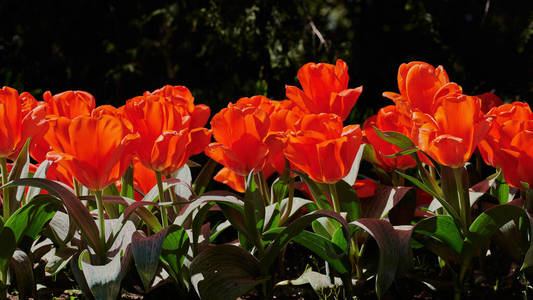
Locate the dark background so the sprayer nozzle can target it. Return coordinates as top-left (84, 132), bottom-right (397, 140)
top-left (1, 0), bottom-right (532, 124)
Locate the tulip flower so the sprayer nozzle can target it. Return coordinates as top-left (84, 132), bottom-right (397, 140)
top-left (0, 86), bottom-right (48, 160)
top-left (146, 85), bottom-right (211, 129)
top-left (284, 113), bottom-right (363, 184)
top-left (478, 102), bottom-right (533, 168)
top-left (205, 104), bottom-right (285, 181)
top-left (286, 59), bottom-right (362, 120)
top-left (497, 122), bottom-right (533, 188)
top-left (121, 95), bottom-right (211, 176)
top-left (353, 179), bottom-right (377, 199)
top-left (363, 105), bottom-right (417, 172)
top-left (384, 61), bottom-right (450, 115)
top-left (411, 93), bottom-right (490, 168)
top-left (45, 115), bottom-right (139, 191)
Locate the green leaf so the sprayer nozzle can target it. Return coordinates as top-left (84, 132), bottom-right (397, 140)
top-left (244, 172), bottom-right (266, 250)
top-left (160, 225), bottom-right (190, 283)
top-left (25, 160), bottom-right (52, 200)
top-left (9, 249), bottom-right (35, 299)
top-left (6, 137), bottom-right (31, 214)
top-left (192, 158), bottom-right (218, 195)
top-left (5, 195), bottom-right (61, 243)
top-left (335, 180), bottom-right (360, 222)
top-left (260, 210), bottom-right (351, 274)
top-left (132, 228), bottom-right (169, 290)
top-left (412, 215), bottom-right (463, 264)
top-left (0, 226), bottom-right (16, 277)
top-left (361, 184), bottom-right (411, 219)
top-left (373, 127), bottom-right (415, 149)
top-left (79, 249), bottom-right (125, 300)
top-left (351, 218), bottom-right (400, 299)
top-left (190, 244), bottom-right (265, 300)
top-left (381, 147), bottom-right (420, 158)
top-left (276, 266), bottom-right (343, 293)
top-left (292, 230), bottom-right (350, 274)
top-left (342, 144), bottom-right (365, 186)
top-left (3, 178), bottom-right (104, 257)
top-left (291, 170), bottom-right (332, 210)
top-left (270, 177), bottom-right (288, 204)
top-left (120, 163), bottom-right (134, 199)
top-left (464, 200), bottom-right (529, 266)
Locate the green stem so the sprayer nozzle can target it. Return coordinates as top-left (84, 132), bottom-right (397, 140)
top-left (258, 171), bottom-right (271, 205)
top-left (155, 171), bottom-right (169, 228)
top-left (1, 158), bottom-right (9, 220)
top-left (167, 183), bottom-right (179, 215)
top-left (278, 177), bottom-right (295, 226)
top-left (454, 167), bottom-right (471, 232)
top-left (329, 183), bottom-right (341, 213)
top-left (94, 190), bottom-right (107, 261)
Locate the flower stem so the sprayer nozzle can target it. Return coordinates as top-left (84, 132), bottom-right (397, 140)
top-left (454, 167), bottom-right (471, 232)
top-left (258, 171), bottom-right (270, 205)
top-left (155, 171), bottom-right (169, 228)
top-left (94, 189), bottom-right (107, 261)
top-left (1, 158), bottom-right (10, 220)
top-left (329, 183), bottom-right (341, 213)
top-left (278, 176), bottom-right (294, 226)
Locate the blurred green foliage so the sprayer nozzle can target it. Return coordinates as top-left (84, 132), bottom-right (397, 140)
top-left (1, 0), bottom-right (532, 123)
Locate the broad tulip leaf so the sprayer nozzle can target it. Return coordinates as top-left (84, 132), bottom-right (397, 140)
top-left (6, 138), bottom-right (31, 214)
top-left (271, 177), bottom-right (289, 204)
top-left (464, 200), bottom-right (529, 265)
top-left (260, 210), bottom-right (351, 274)
top-left (9, 249), bottom-right (35, 299)
top-left (190, 244), bottom-right (265, 300)
top-left (342, 143), bottom-right (365, 186)
top-left (292, 230), bottom-right (350, 274)
top-left (351, 218), bottom-right (400, 299)
top-left (0, 226), bottom-right (16, 277)
top-left (373, 127), bottom-right (415, 149)
top-left (132, 228), bottom-right (169, 290)
top-left (244, 172), bottom-right (266, 250)
top-left (160, 225), bottom-right (190, 281)
top-left (25, 160), bottom-right (52, 200)
top-left (276, 266), bottom-right (343, 292)
top-left (335, 179), bottom-right (361, 222)
top-left (192, 158), bottom-right (218, 195)
top-left (361, 184), bottom-right (411, 219)
top-left (120, 163), bottom-right (134, 199)
top-left (3, 178), bottom-right (104, 256)
top-left (291, 170), bottom-right (332, 210)
top-left (414, 215), bottom-right (463, 254)
top-left (79, 249), bottom-right (124, 300)
top-left (275, 197), bottom-right (313, 228)
top-left (5, 195), bottom-right (61, 244)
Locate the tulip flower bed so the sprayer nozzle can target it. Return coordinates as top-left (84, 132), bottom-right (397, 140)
top-left (1, 59), bottom-right (533, 300)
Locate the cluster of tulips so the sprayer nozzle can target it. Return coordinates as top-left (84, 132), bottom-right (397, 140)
top-left (1, 58), bottom-right (533, 300)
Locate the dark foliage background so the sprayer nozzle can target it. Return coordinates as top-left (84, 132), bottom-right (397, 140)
top-left (1, 0), bottom-right (532, 123)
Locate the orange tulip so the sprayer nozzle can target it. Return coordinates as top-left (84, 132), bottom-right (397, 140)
top-left (0, 86), bottom-right (48, 160)
top-left (497, 122), bottom-right (533, 188)
top-left (205, 104), bottom-right (286, 186)
top-left (43, 90), bottom-right (95, 118)
top-left (384, 61), bottom-right (450, 115)
top-left (286, 59), bottom-right (362, 120)
top-left (412, 93), bottom-right (491, 168)
top-left (146, 85), bottom-right (210, 129)
top-left (363, 105), bottom-right (417, 171)
top-left (45, 115), bottom-right (139, 191)
top-left (353, 179), bottom-right (377, 198)
top-left (478, 102), bottom-right (533, 168)
top-left (284, 113), bottom-right (363, 183)
top-left (121, 94), bottom-right (211, 175)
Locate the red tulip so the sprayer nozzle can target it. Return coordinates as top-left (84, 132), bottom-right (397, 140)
top-left (478, 102), bottom-right (533, 168)
top-left (286, 59), bottom-right (362, 120)
top-left (0, 86), bottom-right (48, 160)
top-left (412, 93), bottom-right (491, 167)
top-left (46, 115), bottom-right (139, 191)
top-left (284, 113), bottom-right (363, 183)
top-left (205, 104), bottom-right (285, 179)
top-left (121, 94), bottom-right (211, 175)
